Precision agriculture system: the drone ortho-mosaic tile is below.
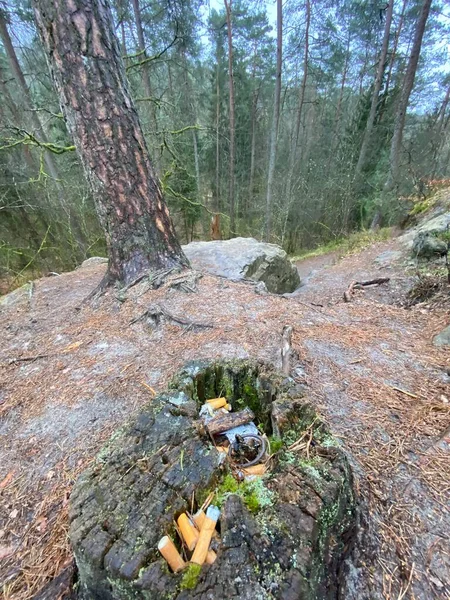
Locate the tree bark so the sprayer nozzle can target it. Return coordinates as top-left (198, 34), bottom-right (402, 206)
top-left (224, 0), bottom-right (236, 236)
top-left (384, 0), bottom-right (432, 193)
top-left (264, 0), bottom-right (282, 241)
top-left (215, 61), bottom-right (221, 213)
top-left (32, 0), bottom-right (188, 287)
top-left (355, 0), bottom-right (394, 181)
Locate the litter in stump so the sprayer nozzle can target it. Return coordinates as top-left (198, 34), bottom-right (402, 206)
top-left (69, 360), bottom-right (357, 599)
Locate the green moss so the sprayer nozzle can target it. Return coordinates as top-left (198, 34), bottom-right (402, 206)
top-left (268, 436), bottom-right (283, 454)
top-left (214, 473), bottom-right (274, 513)
top-left (179, 563), bottom-right (202, 591)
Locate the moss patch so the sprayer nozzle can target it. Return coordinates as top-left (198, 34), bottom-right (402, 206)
top-left (179, 564), bottom-right (202, 591)
top-left (214, 473), bottom-right (275, 513)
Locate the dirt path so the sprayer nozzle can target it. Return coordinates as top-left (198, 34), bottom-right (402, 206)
top-left (0, 240), bottom-right (449, 599)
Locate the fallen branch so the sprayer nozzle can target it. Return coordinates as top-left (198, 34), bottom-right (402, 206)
top-left (344, 277), bottom-right (390, 302)
top-left (206, 407), bottom-right (255, 436)
top-left (130, 304), bottom-right (214, 331)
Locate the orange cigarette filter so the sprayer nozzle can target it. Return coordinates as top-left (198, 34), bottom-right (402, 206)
top-left (242, 464), bottom-right (266, 476)
top-left (192, 509), bottom-right (206, 530)
top-left (157, 536), bottom-right (186, 572)
top-left (177, 513), bottom-right (199, 551)
top-left (206, 549), bottom-right (217, 565)
top-left (191, 505), bottom-right (220, 566)
top-left (206, 397), bottom-right (227, 409)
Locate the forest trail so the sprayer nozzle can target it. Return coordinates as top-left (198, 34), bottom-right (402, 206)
top-left (0, 237), bottom-right (449, 600)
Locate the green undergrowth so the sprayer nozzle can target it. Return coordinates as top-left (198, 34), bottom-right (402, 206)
top-left (290, 227), bottom-right (393, 262)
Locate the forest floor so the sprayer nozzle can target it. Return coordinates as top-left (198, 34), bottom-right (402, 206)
top-left (0, 236), bottom-right (449, 600)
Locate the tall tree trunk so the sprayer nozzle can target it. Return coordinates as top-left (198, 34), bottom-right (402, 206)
top-left (215, 61), bottom-right (221, 213)
top-left (224, 0), bottom-right (236, 236)
top-left (355, 0), bottom-right (394, 181)
top-left (384, 0), bottom-right (432, 193)
top-left (379, 0), bottom-right (408, 121)
top-left (131, 0), bottom-right (152, 100)
top-left (33, 0), bottom-right (188, 287)
top-left (332, 32), bottom-right (351, 151)
top-left (264, 0), bottom-right (282, 241)
top-left (0, 9), bottom-right (61, 183)
top-left (281, 0), bottom-right (310, 243)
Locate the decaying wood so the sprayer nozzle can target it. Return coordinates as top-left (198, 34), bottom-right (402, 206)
top-left (344, 277), bottom-right (390, 302)
top-left (206, 407), bottom-right (255, 436)
top-left (281, 325), bottom-right (293, 375)
top-left (130, 304), bottom-right (213, 330)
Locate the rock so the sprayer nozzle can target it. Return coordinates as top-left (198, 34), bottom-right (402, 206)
top-left (181, 238), bottom-right (300, 294)
top-left (69, 360), bottom-right (356, 600)
top-left (399, 212), bottom-right (450, 248)
top-left (433, 325), bottom-right (450, 346)
top-left (0, 282), bottom-right (32, 308)
top-left (373, 250), bottom-right (402, 267)
top-left (79, 257), bottom-right (108, 269)
top-left (412, 232), bottom-right (447, 259)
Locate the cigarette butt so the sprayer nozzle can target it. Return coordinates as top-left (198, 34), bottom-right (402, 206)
top-left (158, 536), bottom-right (186, 572)
top-left (191, 506), bottom-right (220, 566)
top-left (224, 403), bottom-right (232, 411)
top-left (177, 513), bottom-right (199, 551)
top-left (242, 464), bottom-right (266, 476)
top-left (206, 398), bottom-right (227, 409)
top-left (206, 549), bottom-right (217, 564)
top-left (192, 509), bottom-right (206, 530)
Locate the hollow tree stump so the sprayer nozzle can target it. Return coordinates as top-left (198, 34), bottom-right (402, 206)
top-left (69, 360), bottom-right (357, 600)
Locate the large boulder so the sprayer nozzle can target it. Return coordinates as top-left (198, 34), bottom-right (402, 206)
top-left (69, 360), bottom-right (356, 600)
top-left (181, 238), bottom-right (300, 294)
top-left (412, 231), bottom-right (447, 259)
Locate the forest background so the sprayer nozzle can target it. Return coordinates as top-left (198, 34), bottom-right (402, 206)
top-left (1, 0), bottom-right (450, 289)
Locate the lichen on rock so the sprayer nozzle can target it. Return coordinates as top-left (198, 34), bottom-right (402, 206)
top-left (69, 360), bottom-right (356, 599)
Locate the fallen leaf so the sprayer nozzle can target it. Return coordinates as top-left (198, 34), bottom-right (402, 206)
top-left (0, 471), bottom-right (14, 490)
top-left (9, 508), bottom-right (18, 519)
top-left (0, 545), bottom-right (14, 560)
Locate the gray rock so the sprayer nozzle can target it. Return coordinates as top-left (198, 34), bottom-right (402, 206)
top-left (0, 282), bottom-right (32, 308)
top-left (182, 238), bottom-right (300, 294)
top-left (433, 325), bottom-right (450, 346)
top-left (412, 232), bottom-right (447, 259)
top-left (399, 212), bottom-right (450, 247)
top-left (374, 250), bottom-right (402, 267)
top-left (79, 256), bottom-right (108, 268)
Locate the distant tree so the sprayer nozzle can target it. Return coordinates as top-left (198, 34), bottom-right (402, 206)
top-left (32, 0), bottom-right (188, 287)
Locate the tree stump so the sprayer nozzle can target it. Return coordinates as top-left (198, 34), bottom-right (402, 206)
top-left (69, 360), bottom-right (357, 599)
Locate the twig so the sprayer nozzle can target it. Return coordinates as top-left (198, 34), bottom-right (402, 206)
top-left (390, 386), bottom-right (418, 399)
top-left (397, 562), bottom-right (415, 600)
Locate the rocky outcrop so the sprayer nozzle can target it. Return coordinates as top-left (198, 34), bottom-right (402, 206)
top-left (181, 238), bottom-right (300, 294)
top-left (412, 231), bottom-right (447, 259)
top-left (433, 325), bottom-right (450, 346)
top-left (69, 360), bottom-right (356, 600)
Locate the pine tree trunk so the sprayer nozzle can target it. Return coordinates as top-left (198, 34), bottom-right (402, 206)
top-left (224, 0), bottom-right (236, 236)
top-left (264, 0), bottom-right (282, 241)
top-left (32, 0), bottom-right (188, 287)
top-left (215, 61), bottom-right (221, 213)
top-left (355, 0), bottom-right (394, 181)
top-left (384, 0), bottom-right (432, 193)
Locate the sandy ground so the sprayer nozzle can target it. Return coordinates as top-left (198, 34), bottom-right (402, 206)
top-left (0, 239), bottom-right (449, 599)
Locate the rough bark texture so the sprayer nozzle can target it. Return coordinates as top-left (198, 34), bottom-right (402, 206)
top-left (69, 360), bottom-right (356, 600)
top-left (384, 0), bottom-right (432, 193)
top-left (32, 0), bottom-right (189, 286)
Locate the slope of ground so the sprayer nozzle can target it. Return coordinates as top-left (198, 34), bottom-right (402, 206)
top-left (0, 237), bottom-right (449, 600)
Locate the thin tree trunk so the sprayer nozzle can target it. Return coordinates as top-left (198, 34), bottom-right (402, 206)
top-left (131, 0), bottom-right (152, 100)
top-left (215, 61), bottom-right (221, 213)
top-left (249, 84), bottom-right (260, 213)
top-left (224, 0), bottom-right (236, 236)
top-left (0, 9), bottom-right (60, 183)
top-left (332, 32), bottom-right (351, 150)
top-left (264, 0), bottom-right (282, 241)
top-left (33, 0), bottom-right (188, 287)
top-left (281, 0), bottom-right (310, 243)
top-left (355, 0), bottom-right (394, 180)
top-left (384, 0), bottom-right (432, 193)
